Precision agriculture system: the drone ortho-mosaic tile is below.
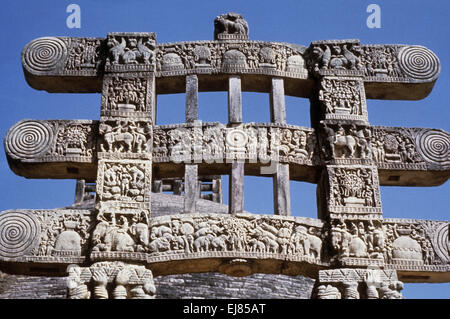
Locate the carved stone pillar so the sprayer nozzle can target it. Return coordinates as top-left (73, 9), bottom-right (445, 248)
top-left (308, 40), bottom-right (389, 289)
top-left (184, 75), bottom-right (199, 213)
top-left (228, 76), bottom-right (244, 214)
top-left (91, 33), bottom-right (156, 282)
top-left (270, 77), bottom-right (291, 216)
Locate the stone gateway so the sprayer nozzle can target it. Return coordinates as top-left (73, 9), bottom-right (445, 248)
top-left (0, 13), bottom-right (449, 299)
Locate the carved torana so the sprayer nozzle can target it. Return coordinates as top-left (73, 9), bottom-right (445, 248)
top-left (1, 12), bottom-right (448, 299)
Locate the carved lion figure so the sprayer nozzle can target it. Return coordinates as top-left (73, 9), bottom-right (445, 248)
top-left (214, 13), bottom-right (249, 39)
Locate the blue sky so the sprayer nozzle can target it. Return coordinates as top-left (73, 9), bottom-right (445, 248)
top-left (0, 0), bottom-right (448, 298)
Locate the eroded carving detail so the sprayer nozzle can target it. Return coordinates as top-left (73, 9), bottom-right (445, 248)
top-left (37, 210), bottom-right (93, 259)
top-left (65, 38), bottom-right (104, 71)
top-left (321, 123), bottom-right (372, 163)
top-left (51, 122), bottom-right (94, 159)
top-left (67, 262), bottom-right (155, 299)
top-left (330, 219), bottom-right (385, 262)
top-left (155, 41), bottom-right (307, 78)
top-left (383, 219), bottom-right (449, 266)
top-left (306, 40), bottom-right (363, 76)
top-left (313, 268), bottom-right (404, 299)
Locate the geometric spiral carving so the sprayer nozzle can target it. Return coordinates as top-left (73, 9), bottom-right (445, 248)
top-left (0, 212), bottom-right (40, 258)
top-left (432, 223), bottom-right (449, 264)
top-left (398, 46), bottom-right (440, 81)
top-left (5, 120), bottom-right (54, 159)
top-left (22, 37), bottom-right (67, 73)
top-left (415, 129), bottom-right (450, 166)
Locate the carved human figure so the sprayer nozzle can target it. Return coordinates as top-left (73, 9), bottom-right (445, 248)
top-left (364, 270), bottom-right (381, 299)
top-left (113, 267), bottom-right (131, 299)
top-left (379, 281), bottom-right (404, 299)
top-left (129, 212), bottom-right (149, 252)
top-left (92, 215), bottom-right (136, 252)
top-left (130, 278), bottom-right (156, 299)
top-left (67, 266), bottom-right (90, 299)
top-left (92, 268), bottom-right (109, 299)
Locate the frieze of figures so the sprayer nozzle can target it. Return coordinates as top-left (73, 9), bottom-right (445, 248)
top-left (155, 40), bottom-right (307, 77)
top-left (0, 210), bottom-right (447, 276)
top-left (92, 210), bottom-right (150, 254)
top-left (22, 36), bottom-right (440, 90)
top-left (96, 160), bottom-right (151, 204)
top-left (4, 120), bottom-right (448, 178)
top-left (153, 122), bottom-right (317, 164)
top-left (317, 77), bottom-right (368, 122)
top-left (0, 209), bottom-right (93, 263)
top-left (145, 214), bottom-right (325, 260)
top-left (65, 37), bottom-right (105, 73)
top-left (101, 74), bottom-right (153, 118)
top-left (99, 120), bottom-right (152, 157)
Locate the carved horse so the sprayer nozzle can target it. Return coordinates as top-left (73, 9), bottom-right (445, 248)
top-left (323, 125), bottom-right (357, 158)
top-left (100, 123), bottom-right (134, 153)
top-left (333, 134), bottom-right (357, 158)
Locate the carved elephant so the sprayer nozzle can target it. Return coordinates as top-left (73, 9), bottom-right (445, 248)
top-left (130, 222), bottom-right (149, 252)
top-left (211, 234), bottom-right (228, 251)
top-left (262, 237), bottom-right (279, 253)
top-left (194, 234), bottom-right (214, 252)
top-left (92, 221), bottom-right (135, 252)
top-left (150, 225), bottom-right (172, 240)
top-left (148, 236), bottom-right (171, 253)
top-left (301, 234), bottom-right (322, 259)
top-left (331, 228), bottom-right (352, 257)
top-left (248, 238), bottom-right (265, 253)
top-left (294, 226), bottom-right (322, 258)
